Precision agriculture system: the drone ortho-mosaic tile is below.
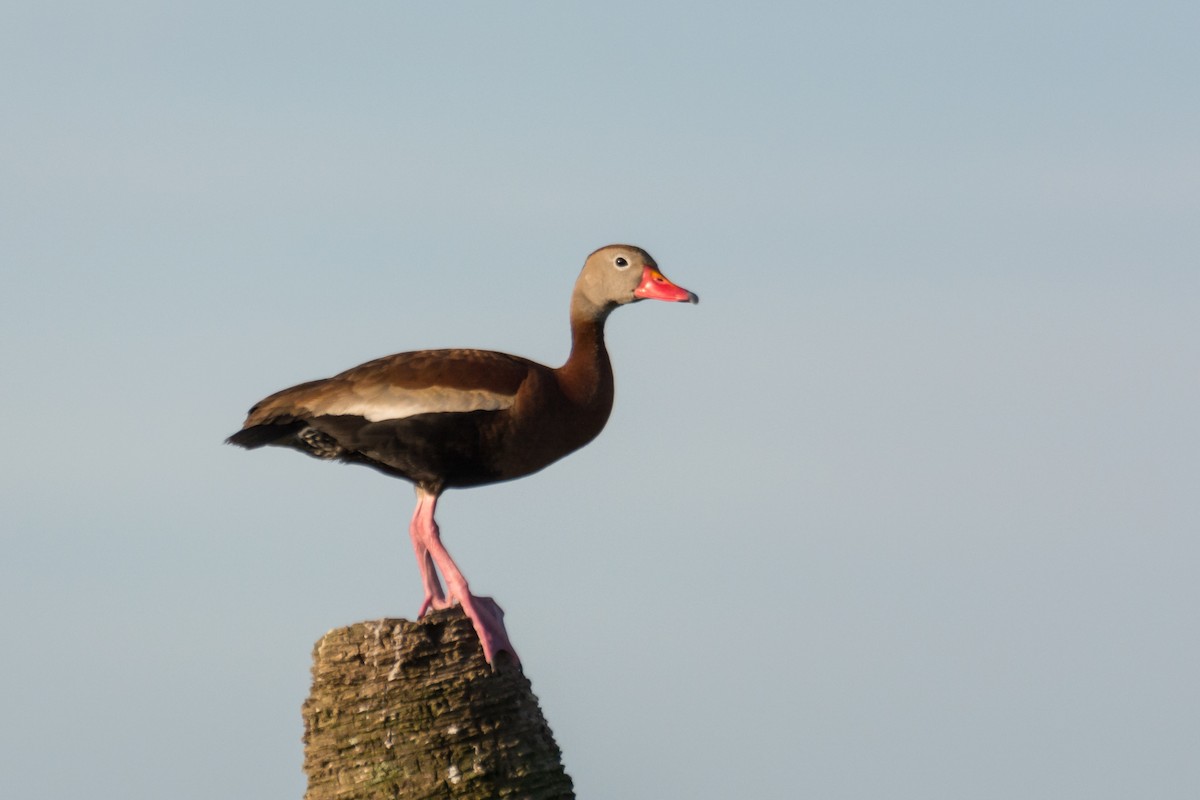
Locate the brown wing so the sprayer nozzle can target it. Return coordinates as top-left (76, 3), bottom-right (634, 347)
top-left (239, 348), bottom-right (537, 428)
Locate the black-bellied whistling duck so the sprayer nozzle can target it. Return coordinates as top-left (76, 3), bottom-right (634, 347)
top-left (227, 244), bottom-right (698, 664)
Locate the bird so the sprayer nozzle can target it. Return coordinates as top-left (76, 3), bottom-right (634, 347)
top-left (226, 244), bottom-right (698, 665)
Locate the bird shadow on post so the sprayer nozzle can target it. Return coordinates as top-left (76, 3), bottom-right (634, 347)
top-left (302, 607), bottom-right (575, 800)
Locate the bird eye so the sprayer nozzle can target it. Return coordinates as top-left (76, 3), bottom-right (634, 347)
top-left (614, 256), bottom-right (629, 269)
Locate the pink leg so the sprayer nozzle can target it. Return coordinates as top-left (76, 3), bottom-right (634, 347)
top-left (409, 500), bottom-right (449, 615)
top-left (411, 487), bottom-right (519, 666)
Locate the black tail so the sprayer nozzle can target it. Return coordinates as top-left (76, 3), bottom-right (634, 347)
top-left (225, 421), bottom-right (305, 449)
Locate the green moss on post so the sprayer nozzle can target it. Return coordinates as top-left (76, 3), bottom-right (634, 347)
top-left (302, 608), bottom-right (574, 800)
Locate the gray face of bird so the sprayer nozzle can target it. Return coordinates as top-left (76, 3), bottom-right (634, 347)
top-left (573, 244), bottom-right (698, 316)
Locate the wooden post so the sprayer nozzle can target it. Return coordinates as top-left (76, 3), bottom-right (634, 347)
top-left (302, 607), bottom-right (575, 799)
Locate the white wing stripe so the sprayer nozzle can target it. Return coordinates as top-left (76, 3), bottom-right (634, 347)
top-left (305, 386), bottom-right (514, 422)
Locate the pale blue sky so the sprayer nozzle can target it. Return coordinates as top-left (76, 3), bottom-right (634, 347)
top-left (2, 3), bottom-right (1197, 798)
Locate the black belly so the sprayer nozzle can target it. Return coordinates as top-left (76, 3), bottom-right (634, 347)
top-left (295, 411), bottom-right (507, 490)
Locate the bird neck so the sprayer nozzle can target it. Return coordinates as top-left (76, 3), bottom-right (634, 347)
top-left (558, 306), bottom-right (614, 408)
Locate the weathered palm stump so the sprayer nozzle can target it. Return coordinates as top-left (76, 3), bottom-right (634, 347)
top-left (302, 608), bottom-right (574, 800)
